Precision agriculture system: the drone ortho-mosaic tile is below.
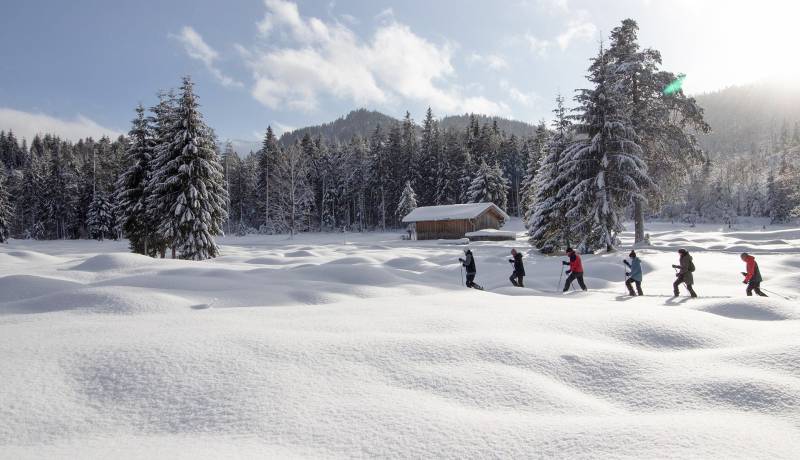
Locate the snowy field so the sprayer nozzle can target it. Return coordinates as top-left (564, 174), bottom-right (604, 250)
top-left (2, 219), bottom-right (800, 459)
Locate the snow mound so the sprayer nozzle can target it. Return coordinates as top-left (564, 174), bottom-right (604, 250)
top-left (691, 297), bottom-right (800, 321)
top-left (284, 249), bottom-right (317, 258)
top-left (0, 249), bottom-right (63, 263)
top-left (0, 286), bottom-right (193, 315)
top-left (0, 275), bottom-right (82, 302)
top-left (244, 256), bottom-right (289, 265)
top-left (72, 253), bottom-right (158, 272)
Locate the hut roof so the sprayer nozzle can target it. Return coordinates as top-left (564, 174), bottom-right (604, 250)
top-left (402, 203), bottom-right (509, 223)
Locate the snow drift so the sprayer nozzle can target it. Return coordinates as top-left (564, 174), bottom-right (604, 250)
top-left (1, 220), bottom-right (799, 458)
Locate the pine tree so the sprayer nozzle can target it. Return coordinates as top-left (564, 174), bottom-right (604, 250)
top-left (559, 45), bottom-right (652, 252)
top-left (148, 77), bottom-right (228, 260)
top-left (0, 171), bottom-right (11, 243)
top-left (467, 160), bottom-right (509, 209)
top-left (87, 192), bottom-right (114, 240)
top-left (520, 121), bottom-right (550, 220)
top-left (145, 90), bottom-right (178, 257)
top-left (396, 180), bottom-right (417, 219)
top-left (256, 126), bottom-right (280, 233)
top-left (768, 156), bottom-right (797, 223)
top-left (413, 108), bottom-right (440, 206)
top-left (528, 95), bottom-right (573, 250)
top-left (116, 104), bottom-right (155, 254)
top-left (603, 19), bottom-right (709, 242)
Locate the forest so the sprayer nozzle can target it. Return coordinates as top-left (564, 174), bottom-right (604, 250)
top-left (1, 19), bottom-right (799, 258)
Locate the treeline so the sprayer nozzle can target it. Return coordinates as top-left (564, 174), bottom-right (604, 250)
top-left (223, 109), bottom-right (544, 235)
top-left (3, 20), bottom-right (800, 254)
top-left (0, 130), bottom-right (126, 241)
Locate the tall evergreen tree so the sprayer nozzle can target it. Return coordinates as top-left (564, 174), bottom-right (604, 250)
top-left (467, 160), bottom-right (509, 209)
top-left (116, 104), bottom-right (155, 254)
top-left (0, 171), bottom-right (11, 243)
top-left (87, 192), bottom-right (114, 240)
top-left (527, 95), bottom-right (573, 250)
top-left (413, 108), bottom-right (440, 206)
top-left (558, 45), bottom-right (652, 251)
top-left (256, 126), bottom-right (280, 233)
top-left (148, 77), bottom-right (228, 260)
top-left (396, 180), bottom-right (417, 220)
top-left (603, 19), bottom-right (709, 242)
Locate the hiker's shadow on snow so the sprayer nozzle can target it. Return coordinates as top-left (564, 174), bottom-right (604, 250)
top-left (664, 297), bottom-right (691, 306)
top-left (614, 295), bottom-right (635, 302)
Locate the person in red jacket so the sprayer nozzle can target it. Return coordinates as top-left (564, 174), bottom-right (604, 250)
top-left (562, 247), bottom-right (587, 292)
top-left (740, 253), bottom-right (768, 297)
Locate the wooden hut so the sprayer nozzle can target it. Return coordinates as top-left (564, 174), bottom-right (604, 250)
top-left (402, 203), bottom-right (510, 240)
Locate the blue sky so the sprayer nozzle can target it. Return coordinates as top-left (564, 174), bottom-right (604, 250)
top-left (1, 0), bottom-right (799, 152)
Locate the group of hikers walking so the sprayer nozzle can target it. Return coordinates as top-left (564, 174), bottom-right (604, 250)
top-left (459, 247), bottom-right (769, 298)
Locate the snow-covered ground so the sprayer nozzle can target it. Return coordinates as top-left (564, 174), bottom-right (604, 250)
top-left (1, 219), bottom-right (799, 458)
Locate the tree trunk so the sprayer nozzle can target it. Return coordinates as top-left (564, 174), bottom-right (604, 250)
top-left (634, 197), bottom-right (645, 244)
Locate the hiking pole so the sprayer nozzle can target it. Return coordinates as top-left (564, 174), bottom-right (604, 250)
top-left (460, 265), bottom-right (464, 287)
top-left (760, 287), bottom-right (792, 300)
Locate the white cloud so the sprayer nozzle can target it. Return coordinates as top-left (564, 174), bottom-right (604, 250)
top-left (556, 16), bottom-right (597, 50)
top-left (172, 26), bottom-right (243, 88)
top-left (524, 34), bottom-right (551, 57)
top-left (272, 122), bottom-right (296, 136)
top-left (499, 80), bottom-right (538, 107)
top-left (0, 107), bottom-right (122, 142)
top-left (467, 53), bottom-right (509, 70)
top-left (520, 3), bottom-right (596, 56)
top-left (242, 0), bottom-right (508, 115)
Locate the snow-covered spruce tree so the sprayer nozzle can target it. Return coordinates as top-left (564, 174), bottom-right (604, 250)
top-left (396, 180), bottom-right (417, 220)
top-left (0, 171), bottom-right (11, 243)
top-left (603, 19), bottom-right (709, 242)
top-left (412, 107), bottom-right (440, 206)
top-left (467, 160), bottom-right (509, 210)
top-left (528, 95), bottom-right (573, 251)
top-left (148, 77), bottom-right (228, 260)
top-left (144, 90), bottom-right (178, 257)
top-left (434, 129), bottom-right (470, 205)
top-left (87, 192), bottom-right (114, 240)
top-left (768, 156), bottom-right (797, 223)
top-left (520, 121), bottom-right (550, 222)
top-left (116, 104), bottom-right (154, 253)
top-left (558, 45), bottom-right (653, 252)
top-left (256, 126), bottom-right (280, 233)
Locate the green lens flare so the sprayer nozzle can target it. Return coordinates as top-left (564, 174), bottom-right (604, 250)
top-left (663, 74), bottom-right (686, 95)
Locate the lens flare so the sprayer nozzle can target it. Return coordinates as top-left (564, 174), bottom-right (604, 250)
top-left (663, 74), bottom-right (686, 95)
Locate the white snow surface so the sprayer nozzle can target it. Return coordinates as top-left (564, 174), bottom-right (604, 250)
top-left (1, 219), bottom-right (800, 459)
top-left (401, 202), bottom-right (509, 223)
top-left (465, 229), bottom-right (517, 238)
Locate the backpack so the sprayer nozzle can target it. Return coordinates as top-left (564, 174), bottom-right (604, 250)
top-left (688, 260), bottom-right (695, 272)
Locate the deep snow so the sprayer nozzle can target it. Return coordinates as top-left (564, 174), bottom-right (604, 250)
top-left (1, 219), bottom-right (799, 459)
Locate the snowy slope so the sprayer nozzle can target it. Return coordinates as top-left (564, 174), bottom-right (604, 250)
top-left (1, 220), bottom-right (799, 459)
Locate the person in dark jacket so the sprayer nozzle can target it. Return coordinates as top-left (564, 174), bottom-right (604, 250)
top-left (562, 247), bottom-right (587, 292)
top-left (672, 248), bottom-right (697, 298)
top-left (508, 248), bottom-right (525, 287)
top-left (459, 249), bottom-right (483, 290)
top-left (624, 250), bottom-right (644, 296)
top-left (741, 253), bottom-right (768, 297)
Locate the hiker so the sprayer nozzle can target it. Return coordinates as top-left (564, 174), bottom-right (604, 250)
top-left (508, 248), bottom-right (525, 287)
top-left (562, 247), bottom-right (587, 292)
top-left (624, 250), bottom-right (644, 296)
top-left (459, 249), bottom-right (483, 290)
top-left (741, 253), bottom-right (768, 297)
top-left (671, 248), bottom-right (697, 298)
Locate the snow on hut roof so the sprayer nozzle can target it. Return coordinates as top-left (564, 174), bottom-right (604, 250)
top-left (402, 203), bottom-right (510, 223)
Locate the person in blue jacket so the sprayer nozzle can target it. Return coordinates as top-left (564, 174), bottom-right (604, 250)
top-left (623, 250), bottom-right (644, 296)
